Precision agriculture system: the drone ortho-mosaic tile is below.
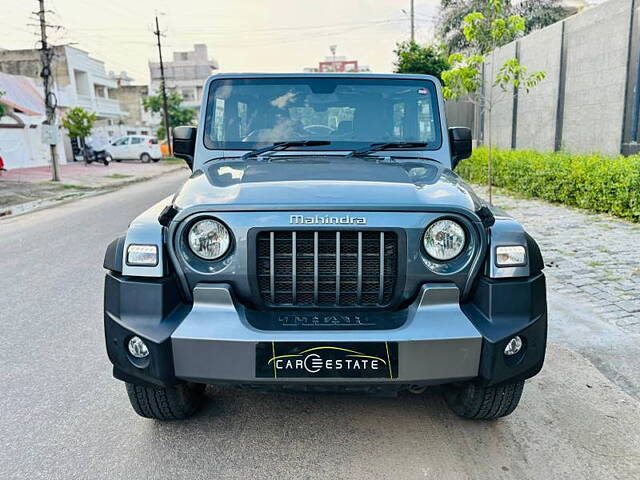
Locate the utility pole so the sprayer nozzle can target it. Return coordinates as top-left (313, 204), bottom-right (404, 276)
top-left (154, 15), bottom-right (172, 149)
top-left (329, 45), bottom-right (337, 72)
top-left (37, 0), bottom-right (60, 181)
top-left (410, 0), bottom-right (415, 43)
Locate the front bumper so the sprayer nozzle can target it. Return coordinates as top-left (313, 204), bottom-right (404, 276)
top-left (104, 272), bottom-right (546, 388)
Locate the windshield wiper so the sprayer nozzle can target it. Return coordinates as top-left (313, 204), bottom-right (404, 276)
top-left (242, 141), bottom-right (331, 160)
top-left (346, 142), bottom-right (428, 157)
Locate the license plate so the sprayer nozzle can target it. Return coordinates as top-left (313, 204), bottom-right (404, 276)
top-left (255, 342), bottom-right (398, 379)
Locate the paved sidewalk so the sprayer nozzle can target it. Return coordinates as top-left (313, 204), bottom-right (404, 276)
top-left (0, 160), bottom-right (186, 217)
top-left (477, 185), bottom-right (640, 333)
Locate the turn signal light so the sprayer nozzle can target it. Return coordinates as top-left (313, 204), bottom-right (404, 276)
top-left (126, 244), bottom-right (158, 266)
top-left (496, 246), bottom-right (526, 267)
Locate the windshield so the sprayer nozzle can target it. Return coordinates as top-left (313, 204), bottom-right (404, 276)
top-left (203, 77), bottom-right (442, 151)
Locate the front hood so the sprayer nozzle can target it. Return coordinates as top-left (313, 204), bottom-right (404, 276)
top-left (172, 156), bottom-right (483, 212)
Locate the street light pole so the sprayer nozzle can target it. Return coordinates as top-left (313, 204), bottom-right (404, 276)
top-left (37, 0), bottom-right (60, 182)
top-left (154, 15), bottom-right (172, 150)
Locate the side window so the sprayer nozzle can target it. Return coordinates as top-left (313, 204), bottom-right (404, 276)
top-left (418, 98), bottom-right (435, 143)
top-left (112, 137), bottom-right (127, 146)
top-left (131, 137), bottom-right (143, 145)
top-left (393, 103), bottom-right (406, 139)
top-left (213, 98), bottom-right (225, 142)
top-left (237, 101), bottom-right (248, 138)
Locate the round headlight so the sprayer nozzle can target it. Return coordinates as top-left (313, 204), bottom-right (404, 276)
top-left (188, 219), bottom-right (231, 260)
top-left (423, 219), bottom-right (466, 261)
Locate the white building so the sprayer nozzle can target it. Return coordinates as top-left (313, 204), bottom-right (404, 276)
top-left (0, 71), bottom-right (70, 169)
top-left (0, 45), bottom-right (130, 163)
top-left (149, 44), bottom-right (218, 111)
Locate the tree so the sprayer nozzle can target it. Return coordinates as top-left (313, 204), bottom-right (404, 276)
top-left (0, 90), bottom-right (7, 118)
top-left (62, 107), bottom-right (97, 161)
top-left (62, 107), bottom-right (96, 139)
top-left (437, 0), bottom-right (571, 54)
top-left (393, 41), bottom-right (449, 79)
top-left (441, 0), bottom-right (546, 204)
top-left (513, 0), bottom-right (570, 34)
top-left (438, 0), bottom-right (489, 54)
top-left (143, 91), bottom-right (196, 140)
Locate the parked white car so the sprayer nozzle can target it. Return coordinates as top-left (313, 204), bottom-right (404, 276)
top-left (106, 136), bottom-right (162, 163)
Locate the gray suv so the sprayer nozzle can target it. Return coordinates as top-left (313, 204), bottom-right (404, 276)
top-left (103, 73), bottom-right (547, 421)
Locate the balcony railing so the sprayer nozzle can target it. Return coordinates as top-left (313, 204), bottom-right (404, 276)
top-left (74, 94), bottom-right (124, 117)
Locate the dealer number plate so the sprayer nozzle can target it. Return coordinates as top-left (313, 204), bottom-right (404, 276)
top-left (255, 342), bottom-right (398, 379)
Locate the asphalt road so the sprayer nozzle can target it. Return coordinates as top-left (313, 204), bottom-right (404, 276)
top-left (1, 171), bottom-right (639, 480)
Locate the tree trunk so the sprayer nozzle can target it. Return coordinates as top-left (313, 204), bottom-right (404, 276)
top-left (487, 50), bottom-right (496, 205)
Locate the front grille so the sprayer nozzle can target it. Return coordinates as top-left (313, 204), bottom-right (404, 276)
top-left (256, 230), bottom-right (397, 307)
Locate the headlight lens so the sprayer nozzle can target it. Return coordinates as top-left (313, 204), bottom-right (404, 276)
top-left (188, 219), bottom-right (231, 260)
top-left (423, 219), bottom-right (466, 260)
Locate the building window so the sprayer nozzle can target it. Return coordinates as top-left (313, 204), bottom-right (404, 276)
top-left (73, 69), bottom-right (90, 96)
top-left (181, 89), bottom-right (195, 101)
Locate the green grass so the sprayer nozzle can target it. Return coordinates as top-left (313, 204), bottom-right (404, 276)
top-left (59, 184), bottom-right (92, 190)
top-left (458, 147), bottom-right (640, 222)
top-left (162, 157), bottom-right (185, 164)
top-left (106, 173), bottom-right (133, 180)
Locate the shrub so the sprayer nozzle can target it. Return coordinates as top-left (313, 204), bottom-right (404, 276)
top-left (457, 148), bottom-right (640, 221)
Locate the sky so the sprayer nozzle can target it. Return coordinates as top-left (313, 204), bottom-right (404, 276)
top-left (2, 0), bottom-right (441, 84)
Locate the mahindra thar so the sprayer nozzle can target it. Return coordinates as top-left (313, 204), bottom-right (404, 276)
top-left (103, 73), bottom-right (547, 421)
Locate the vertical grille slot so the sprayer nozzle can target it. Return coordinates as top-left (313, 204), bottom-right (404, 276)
top-left (256, 230), bottom-right (397, 308)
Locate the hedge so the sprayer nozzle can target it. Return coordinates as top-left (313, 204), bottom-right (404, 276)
top-left (457, 147), bottom-right (640, 221)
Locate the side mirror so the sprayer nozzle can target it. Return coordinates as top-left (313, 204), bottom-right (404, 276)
top-left (448, 127), bottom-right (472, 170)
top-left (172, 126), bottom-right (197, 170)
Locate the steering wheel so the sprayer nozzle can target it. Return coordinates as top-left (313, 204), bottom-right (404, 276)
top-left (303, 125), bottom-right (334, 137)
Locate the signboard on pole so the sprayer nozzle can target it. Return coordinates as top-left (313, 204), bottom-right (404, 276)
top-left (41, 124), bottom-right (59, 145)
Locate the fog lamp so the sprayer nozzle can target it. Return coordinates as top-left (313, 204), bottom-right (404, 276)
top-left (504, 336), bottom-right (523, 356)
top-left (126, 244), bottom-right (158, 266)
top-left (128, 336), bottom-right (149, 359)
top-left (496, 245), bottom-right (526, 267)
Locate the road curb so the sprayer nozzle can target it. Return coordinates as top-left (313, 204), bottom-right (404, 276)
top-left (0, 165), bottom-right (186, 220)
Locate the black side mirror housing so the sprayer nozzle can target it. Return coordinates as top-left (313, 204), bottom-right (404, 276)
top-left (448, 127), bottom-right (472, 170)
top-left (172, 126), bottom-right (197, 170)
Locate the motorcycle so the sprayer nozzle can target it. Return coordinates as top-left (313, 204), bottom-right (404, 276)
top-left (83, 145), bottom-right (110, 166)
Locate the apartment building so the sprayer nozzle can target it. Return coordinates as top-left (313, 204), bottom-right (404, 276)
top-left (149, 44), bottom-right (218, 111)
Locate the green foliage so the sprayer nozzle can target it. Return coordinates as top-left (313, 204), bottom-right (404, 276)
top-left (495, 58), bottom-right (546, 93)
top-left (441, 54), bottom-right (484, 99)
top-left (513, 0), bottom-right (571, 34)
top-left (457, 148), bottom-right (640, 221)
top-left (143, 91), bottom-right (196, 140)
top-left (438, 0), bottom-right (571, 53)
top-left (0, 90), bottom-right (7, 118)
top-left (438, 0), bottom-right (490, 54)
top-left (62, 107), bottom-right (96, 139)
top-left (442, 0), bottom-right (546, 101)
top-left (393, 41), bottom-right (449, 79)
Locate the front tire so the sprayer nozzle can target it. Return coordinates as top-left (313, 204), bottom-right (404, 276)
top-left (125, 382), bottom-right (205, 420)
top-left (442, 380), bottom-right (525, 420)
